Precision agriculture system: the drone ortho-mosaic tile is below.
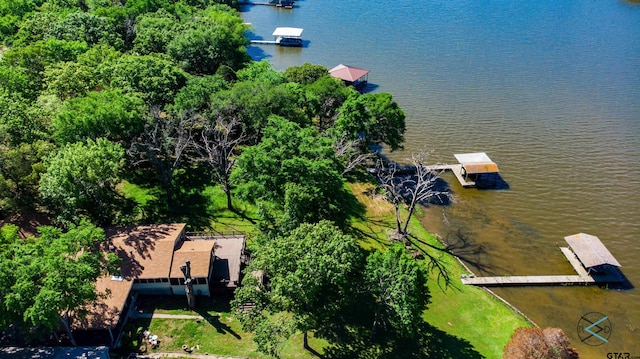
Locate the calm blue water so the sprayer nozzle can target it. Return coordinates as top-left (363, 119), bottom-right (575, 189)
top-left (242, 0), bottom-right (640, 355)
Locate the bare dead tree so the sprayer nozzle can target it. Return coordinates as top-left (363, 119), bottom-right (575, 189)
top-left (194, 110), bottom-right (246, 211)
top-left (333, 136), bottom-right (375, 175)
top-left (127, 107), bottom-right (197, 205)
top-left (376, 150), bottom-right (449, 241)
top-left (376, 150), bottom-right (454, 289)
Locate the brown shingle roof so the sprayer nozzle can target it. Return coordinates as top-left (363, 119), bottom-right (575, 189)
top-left (565, 233), bottom-right (621, 268)
top-left (74, 224), bottom-right (186, 330)
top-left (170, 240), bottom-right (215, 278)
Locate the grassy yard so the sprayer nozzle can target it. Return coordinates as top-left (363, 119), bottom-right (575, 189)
top-left (120, 181), bottom-right (531, 358)
top-left (123, 295), bottom-right (327, 358)
top-left (348, 182), bottom-right (532, 358)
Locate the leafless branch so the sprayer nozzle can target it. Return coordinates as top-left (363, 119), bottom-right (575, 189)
top-left (334, 137), bottom-right (375, 175)
top-left (127, 107), bottom-right (198, 203)
top-left (193, 108), bottom-right (246, 210)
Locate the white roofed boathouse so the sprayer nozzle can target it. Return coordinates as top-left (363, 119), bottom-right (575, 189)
top-left (273, 27), bottom-right (303, 47)
top-left (453, 152), bottom-right (500, 188)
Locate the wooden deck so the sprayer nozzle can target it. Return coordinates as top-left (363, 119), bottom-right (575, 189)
top-left (424, 164), bottom-right (476, 187)
top-left (449, 164), bottom-right (475, 187)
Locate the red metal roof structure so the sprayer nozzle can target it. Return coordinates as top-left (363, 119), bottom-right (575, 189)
top-left (329, 64), bottom-right (370, 83)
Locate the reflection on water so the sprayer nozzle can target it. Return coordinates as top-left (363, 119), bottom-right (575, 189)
top-left (242, 0), bottom-right (640, 355)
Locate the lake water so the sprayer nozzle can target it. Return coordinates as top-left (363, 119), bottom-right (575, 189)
top-left (241, 0), bottom-right (640, 355)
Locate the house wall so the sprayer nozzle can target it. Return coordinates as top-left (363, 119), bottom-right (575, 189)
top-left (132, 281), bottom-right (172, 295)
top-left (170, 284), bottom-right (210, 297)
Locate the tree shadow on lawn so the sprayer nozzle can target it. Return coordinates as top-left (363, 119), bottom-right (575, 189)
top-left (317, 292), bottom-right (484, 359)
top-left (320, 321), bottom-right (484, 359)
top-left (193, 294), bottom-right (242, 339)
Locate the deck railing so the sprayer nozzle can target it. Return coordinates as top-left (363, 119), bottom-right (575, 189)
top-left (186, 230), bottom-right (245, 239)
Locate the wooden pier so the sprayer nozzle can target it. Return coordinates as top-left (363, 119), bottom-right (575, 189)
top-left (461, 246), bottom-right (596, 286)
top-left (372, 152), bottom-right (496, 188)
top-left (461, 274), bottom-right (594, 286)
top-left (461, 234), bottom-right (625, 287)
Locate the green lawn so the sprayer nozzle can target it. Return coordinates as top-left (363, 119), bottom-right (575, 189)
top-left (348, 182), bottom-right (532, 358)
top-left (120, 181), bottom-right (531, 358)
top-left (123, 295), bottom-right (326, 359)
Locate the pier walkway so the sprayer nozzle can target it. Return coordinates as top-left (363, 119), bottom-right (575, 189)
top-left (461, 245), bottom-right (604, 287)
top-left (426, 164), bottom-right (476, 187)
top-left (461, 274), bottom-right (594, 286)
top-left (250, 39), bottom-right (277, 45)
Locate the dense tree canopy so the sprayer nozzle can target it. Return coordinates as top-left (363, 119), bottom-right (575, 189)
top-left (233, 221), bottom-right (364, 355)
top-left (0, 141), bottom-right (53, 217)
top-left (52, 89), bottom-right (145, 144)
top-left (365, 244), bottom-right (429, 337)
top-left (335, 92), bottom-right (406, 151)
top-left (39, 138), bottom-right (125, 225)
top-left (0, 221), bottom-right (107, 340)
top-left (231, 116), bottom-right (350, 228)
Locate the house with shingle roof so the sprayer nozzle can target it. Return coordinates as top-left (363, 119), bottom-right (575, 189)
top-left (72, 224), bottom-right (246, 347)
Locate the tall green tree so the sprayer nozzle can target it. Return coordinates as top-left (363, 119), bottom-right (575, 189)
top-left (9, 11), bottom-right (58, 46)
top-left (48, 11), bottom-right (122, 48)
top-left (0, 38), bottom-right (88, 99)
top-left (0, 93), bottom-right (50, 146)
top-left (284, 62), bottom-right (328, 85)
top-left (231, 116), bottom-right (349, 228)
top-left (0, 221), bottom-right (107, 345)
top-left (0, 0), bottom-right (38, 41)
top-left (43, 61), bottom-right (99, 100)
top-left (335, 92), bottom-right (406, 151)
top-left (365, 244), bottom-right (430, 339)
top-left (172, 74), bottom-right (228, 113)
top-left (210, 77), bottom-right (307, 144)
top-left (0, 141), bottom-right (54, 217)
top-left (304, 75), bottom-right (351, 132)
top-left (52, 89), bottom-right (145, 144)
top-left (39, 138), bottom-right (125, 225)
top-left (106, 53), bottom-right (188, 105)
top-left (167, 9), bottom-right (249, 75)
top-left (133, 8), bottom-right (179, 55)
top-left (233, 221), bottom-right (363, 355)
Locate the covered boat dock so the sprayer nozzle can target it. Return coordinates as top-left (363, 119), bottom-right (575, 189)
top-left (453, 152), bottom-right (500, 188)
top-left (273, 27), bottom-right (303, 46)
top-left (329, 64), bottom-right (370, 90)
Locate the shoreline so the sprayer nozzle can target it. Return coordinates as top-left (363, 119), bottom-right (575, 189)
top-left (424, 222), bottom-right (539, 328)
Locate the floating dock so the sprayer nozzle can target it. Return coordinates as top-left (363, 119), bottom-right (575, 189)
top-left (461, 233), bottom-right (624, 287)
